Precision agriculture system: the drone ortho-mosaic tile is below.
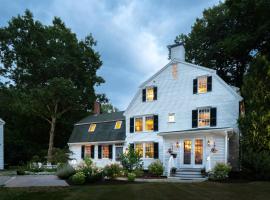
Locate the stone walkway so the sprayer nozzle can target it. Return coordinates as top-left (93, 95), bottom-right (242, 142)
top-left (0, 176), bottom-right (12, 186)
top-left (3, 175), bottom-right (69, 187)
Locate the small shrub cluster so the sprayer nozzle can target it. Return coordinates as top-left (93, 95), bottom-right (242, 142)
top-left (56, 163), bottom-right (76, 179)
top-left (127, 172), bottom-right (136, 182)
top-left (70, 172), bottom-right (86, 185)
top-left (209, 163), bottom-right (232, 181)
top-left (103, 163), bottom-right (122, 179)
top-left (148, 160), bottom-right (164, 176)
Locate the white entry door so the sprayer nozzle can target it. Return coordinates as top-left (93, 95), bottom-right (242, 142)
top-left (182, 138), bottom-right (204, 168)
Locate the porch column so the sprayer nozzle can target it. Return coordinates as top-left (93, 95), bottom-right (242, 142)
top-left (224, 131), bottom-right (228, 164)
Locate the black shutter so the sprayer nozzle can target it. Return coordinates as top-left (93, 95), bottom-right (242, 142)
top-left (207, 76), bottom-right (212, 92)
top-left (154, 86), bottom-right (157, 100)
top-left (193, 79), bottom-right (198, 94)
top-left (154, 142), bottom-right (159, 159)
top-left (154, 115), bottom-right (159, 131)
top-left (210, 107), bottom-right (217, 127)
top-left (130, 143), bottom-right (134, 150)
top-left (130, 117), bottom-right (134, 133)
top-left (98, 145), bottom-right (102, 159)
top-left (109, 145), bottom-right (113, 159)
top-left (192, 110), bottom-right (198, 128)
top-left (81, 145), bottom-right (85, 159)
top-left (91, 145), bottom-right (95, 159)
top-left (142, 88), bottom-right (146, 102)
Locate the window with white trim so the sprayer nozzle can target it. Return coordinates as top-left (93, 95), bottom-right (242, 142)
top-left (198, 76), bottom-right (207, 93)
top-left (146, 87), bottom-right (154, 101)
top-left (198, 108), bottom-right (210, 127)
top-left (168, 113), bottom-right (175, 123)
top-left (145, 143), bottom-right (154, 158)
top-left (135, 143), bottom-right (143, 157)
top-left (145, 116), bottom-right (154, 131)
top-left (135, 117), bottom-right (143, 132)
top-left (102, 145), bottom-right (109, 158)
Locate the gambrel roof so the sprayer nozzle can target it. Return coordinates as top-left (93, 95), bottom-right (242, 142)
top-left (124, 59), bottom-right (243, 114)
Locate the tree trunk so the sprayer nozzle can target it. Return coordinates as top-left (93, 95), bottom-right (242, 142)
top-left (47, 117), bottom-right (56, 163)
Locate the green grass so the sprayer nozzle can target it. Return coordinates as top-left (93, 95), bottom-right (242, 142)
top-left (0, 181), bottom-right (270, 200)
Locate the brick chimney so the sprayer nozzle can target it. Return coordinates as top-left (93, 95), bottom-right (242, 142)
top-left (93, 101), bottom-right (100, 115)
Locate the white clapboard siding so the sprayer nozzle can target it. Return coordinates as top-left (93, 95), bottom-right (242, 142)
top-left (124, 59), bottom-right (241, 169)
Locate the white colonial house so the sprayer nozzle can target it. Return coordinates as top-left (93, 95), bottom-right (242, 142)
top-left (68, 43), bottom-right (242, 179)
top-left (0, 118), bottom-right (5, 170)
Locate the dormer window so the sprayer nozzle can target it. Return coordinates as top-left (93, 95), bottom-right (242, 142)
top-left (114, 121), bottom-right (122, 129)
top-left (88, 123), bottom-right (96, 133)
top-left (198, 76), bottom-right (207, 93)
top-left (142, 86), bottom-right (157, 102)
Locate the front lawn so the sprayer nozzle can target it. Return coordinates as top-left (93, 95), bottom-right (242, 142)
top-left (0, 181), bottom-right (270, 200)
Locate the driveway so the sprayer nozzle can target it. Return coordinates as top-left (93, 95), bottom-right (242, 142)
top-left (4, 175), bottom-right (69, 187)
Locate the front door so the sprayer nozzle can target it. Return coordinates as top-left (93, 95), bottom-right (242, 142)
top-left (182, 138), bottom-right (204, 168)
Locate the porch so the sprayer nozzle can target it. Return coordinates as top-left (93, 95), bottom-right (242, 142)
top-left (158, 127), bottom-right (237, 179)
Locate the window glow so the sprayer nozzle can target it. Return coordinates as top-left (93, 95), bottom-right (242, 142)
top-left (145, 143), bottom-right (154, 158)
top-left (145, 116), bottom-right (154, 131)
top-left (198, 108), bottom-right (210, 127)
top-left (102, 145), bottom-right (109, 158)
top-left (198, 76), bottom-right (207, 93)
top-left (135, 143), bottom-right (143, 157)
top-left (85, 146), bottom-right (92, 157)
top-left (168, 113), bottom-right (175, 123)
top-left (146, 87), bottom-right (154, 101)
top-left (135, 117), bottom-right (143, 132)
top-left (88, 124), bottom-right (96, 132)
top-left (114, 121), bottom-right (122, 129)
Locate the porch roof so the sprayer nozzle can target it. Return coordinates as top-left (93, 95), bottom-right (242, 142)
top-left (158, 127), bottom-right (234, 137)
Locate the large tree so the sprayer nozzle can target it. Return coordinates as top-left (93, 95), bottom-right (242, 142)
top-left (176, 0), bottom-right (270, 87)
top-left (0, 10), bottom-right (104, 162)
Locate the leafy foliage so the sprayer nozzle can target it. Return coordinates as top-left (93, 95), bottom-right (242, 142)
top-left (103, 163), bottom-right (122, 179)
top-left (209, 163), bottom-right (232, 181)
top-left (0, 10), bottom-right (105, 164)
top-left (70, 171), bottom-right (86, 185)
top-left (176, 0), bottom-right (270, 87)
top-left (120, 145), bottom-right (143, 172)
top-left (239, 56), bottom-right (270, 179)
top-left (56, 163), bottom-right (76, 179)
top-left (148, 160), bottom-right (164, 177)
top-left (127, 172), bottom-right (136, 182)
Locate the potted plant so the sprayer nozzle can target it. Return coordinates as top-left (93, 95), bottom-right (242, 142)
top-left (171, 167), bottom-right (177, 175)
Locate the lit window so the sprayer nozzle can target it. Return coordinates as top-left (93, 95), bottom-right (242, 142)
top-left (114, 121), bottom-right (122, 129)
top-left (135, 117), bottom-right (143, 132)
top-left (146, 87), bottom-right (154, 101)
top-left (168, 113), bottom-right (175, 123)
top-left (102, 145), bottom-right (109, 158)
top-left (145, 116), bottom-right (154, 131)
top-left (85, 146), bottom-right (91, 157)
top-left (145, 143), bottom-right (154, 158)
top-left (135, 143), bottom-right (143, 157)
top-left (198, 76), bottom-right (207, 93)
top-left (88, 124), bottom-right (96, 132)
top-left (198, 108), bottom-right (210, 127)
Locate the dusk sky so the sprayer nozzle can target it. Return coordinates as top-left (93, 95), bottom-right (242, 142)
top-left (0, 0), bottom-right (221, 110)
